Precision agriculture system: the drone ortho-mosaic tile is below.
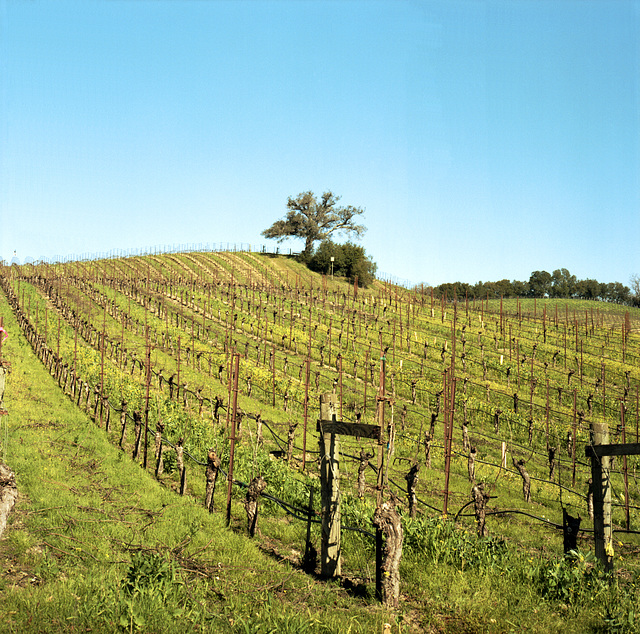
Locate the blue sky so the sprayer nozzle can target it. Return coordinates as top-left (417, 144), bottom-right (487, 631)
top-left (1, 0), bottom-right (638, 287)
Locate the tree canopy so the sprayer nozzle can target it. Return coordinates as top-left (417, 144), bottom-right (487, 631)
top-left (261, 191), bottom-right (366, 256)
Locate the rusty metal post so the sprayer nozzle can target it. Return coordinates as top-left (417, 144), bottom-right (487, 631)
top-left (375, 354), bottom-right (386, 600)
top-left (302, 356), bottom-right (310, 470)
top-left (143, 333), bottom-right (151, 469)
top-left (271, 339), bottom-right (276, 407)
top-left (572, 389), bottom-right (577, 487)
top-left (443, 301), bottom-right (457, 516)
top-left (226, 353), bottom-right (240, 526)
top-left (442, 370), bottom-right (451, 515)
top-left (339, 354), bottom-right (343, 421)
top-left (622, 401), bottom-right (630, 531)
top-left (176, 335), bottom-right (181, 404)
top-left (363, 348), bottom-right (369, 416)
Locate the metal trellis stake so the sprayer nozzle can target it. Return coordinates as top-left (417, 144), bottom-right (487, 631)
top-left (226, 353), bottom-right (240, 526)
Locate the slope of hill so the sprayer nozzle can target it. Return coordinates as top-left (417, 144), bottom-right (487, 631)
top-left (1, 249), bottom-right (640, 632)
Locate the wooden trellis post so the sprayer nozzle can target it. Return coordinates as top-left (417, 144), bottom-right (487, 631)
top-left (585, 425), bottom-right (640, 573)
top-left (373, 353), bottom-right (391, 601)
top-left (317, 391), bottom-right (380, 579)
top-left (318, 392), bottom-right (341, 578)
top-left (586, 423), bottom-right (613, 572)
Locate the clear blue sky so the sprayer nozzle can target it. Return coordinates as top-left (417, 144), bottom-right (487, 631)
top-left (1, 0), bottom-right (639, 287)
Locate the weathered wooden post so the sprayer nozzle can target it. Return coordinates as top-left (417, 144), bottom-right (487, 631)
top-left (375, 353), bottom-right (387, 601)
top-left (587, 422), bottom-right (613, 572)
top-left (0, 322), bottom-right (10, 467)
top-left (314, 387), bottom-right (380, 580)
top-left (319, 392), bottom-right (341, 578)
top-left (143, 338), bottom-right (152, 470)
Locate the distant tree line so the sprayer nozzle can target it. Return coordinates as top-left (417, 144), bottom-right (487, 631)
top-left (430, 268), bottom-right (639, 306)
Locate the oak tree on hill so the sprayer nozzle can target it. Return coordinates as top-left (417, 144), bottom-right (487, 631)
top-left (261, 191), bottom-right (366, 257)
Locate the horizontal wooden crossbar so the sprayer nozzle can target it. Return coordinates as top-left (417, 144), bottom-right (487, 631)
top-left (317, 420), bottom-right (381, 440)
top-left (585, 443), bottom-right (640, 458)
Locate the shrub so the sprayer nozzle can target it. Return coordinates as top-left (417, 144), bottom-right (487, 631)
top-left (307, 240), bottom-right (377, 287)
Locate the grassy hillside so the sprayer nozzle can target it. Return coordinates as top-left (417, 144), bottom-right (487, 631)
top-left (0, 281), bottom-right (394, 633)
top-left (1, 249), bottom-right (640, 632)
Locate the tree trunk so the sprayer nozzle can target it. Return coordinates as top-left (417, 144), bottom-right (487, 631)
top-left (372, 499), bottom-right (403, 609)
top-left (132, 411), bottom-right (143, 461)
top-left (304, 235), bottom-right (314, 256)
top-left (405, 463), bottom-right (419, 519)
top-left (118, 400), bottom-right (128, 449)
top-left (286, 423), bottom-right (298, 462)
top-left (548, 445), bottom-right (557, 480)
top-left (177, 440), bottom-right (187, 495)
top-left (563, 508), bottom-right (581, 553)
top-left (204, 448), bottom-right (220, 511)
top-left (0, 464), bottom-right (18, 539)
top-left (468, 446), bottom-right (477, 483)
top-left (154, 423), bottom-right (165, 478)
top-left (244, 476), bottom-right (267, 537)
top-left (512, 457), bottom-right (531, 502)
top-left (471, 483), bottom-right (489, 537)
